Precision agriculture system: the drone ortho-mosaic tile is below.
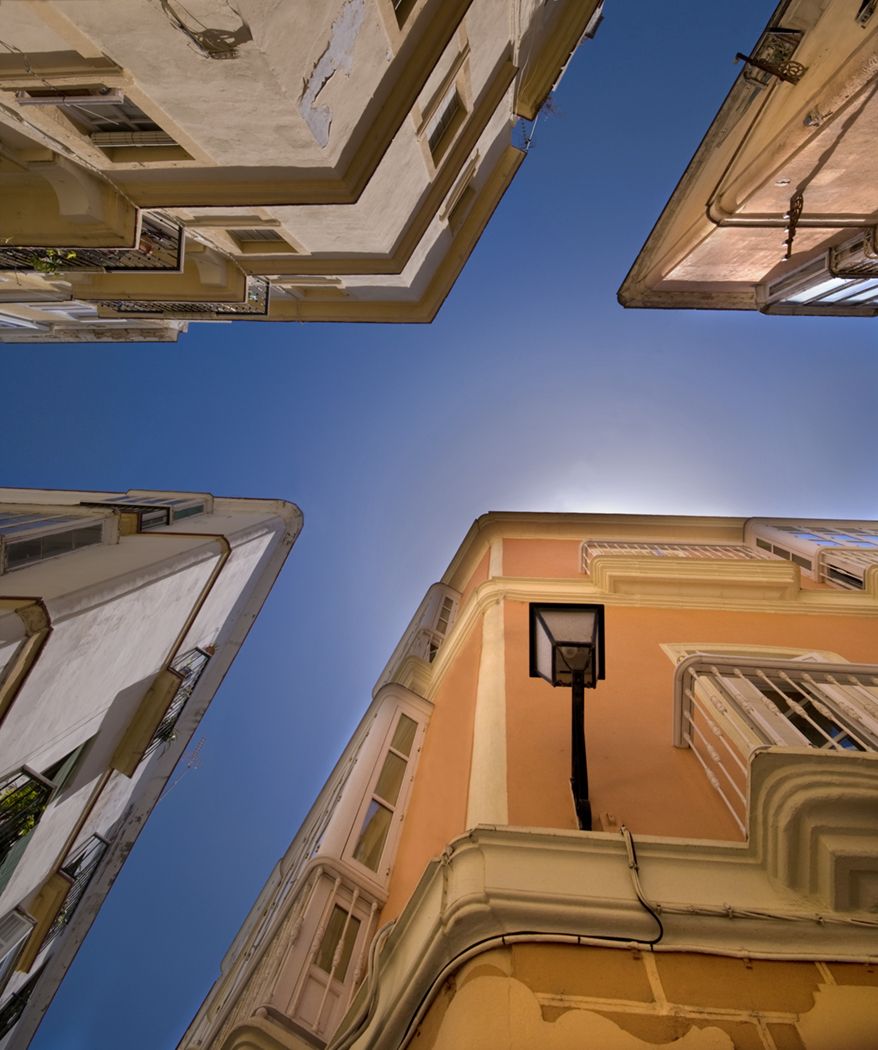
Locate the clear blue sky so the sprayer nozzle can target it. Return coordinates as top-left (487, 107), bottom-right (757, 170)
top-left (18, 3), bottom-right (877, 1047)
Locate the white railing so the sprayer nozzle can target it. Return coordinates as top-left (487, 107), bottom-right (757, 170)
top-left (581, 541), bottom-right (773, 573)
top-left (819, 548), bottom-right (878, 590)
top-left (673, 654), bottom-right (878, 832)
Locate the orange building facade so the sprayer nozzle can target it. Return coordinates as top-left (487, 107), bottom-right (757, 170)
top-left (180, 512), bottom-right (878, 1050)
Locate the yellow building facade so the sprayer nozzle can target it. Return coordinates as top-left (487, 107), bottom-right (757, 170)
top-left (180, 512), bottom-right (878, 1050)
top-left (619, 0), bottom-right (878, 316)
top-left (0, 0), bottom-right (602, 343)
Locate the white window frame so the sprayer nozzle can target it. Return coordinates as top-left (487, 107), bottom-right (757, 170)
top-left (344, 704), bottom-right (426, 882)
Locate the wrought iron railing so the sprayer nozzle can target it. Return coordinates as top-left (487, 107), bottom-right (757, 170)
top-left (45, 835), bottom-right (109, 941)
top-left (0, 771), bottom-right (53, 866)
top-left (674, 655), bottom-right (878, 832)
top-left (144, 648), bottom-right (210, 757)
top-left (98, 277), bottom-right (269, 318)
top-left (0, 214), bottom-right (183, 273)
top-left (582, 541), bottom-right (774, 573)
top-left (0, 965), bottom-right (44, 1039)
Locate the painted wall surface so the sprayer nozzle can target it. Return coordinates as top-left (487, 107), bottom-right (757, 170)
top-left (503, 537), bottom-right (581, 578)
top-left (412, 944), bottom-right (878, 1050)
top-left (504, 601), bottom-right (878, 838)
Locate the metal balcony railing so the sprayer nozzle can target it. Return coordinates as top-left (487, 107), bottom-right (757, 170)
top-left (0, 771), bottom-right (53, 867)
top-left (98, 277), bottom-right (269, 318)
top-left (144, 648), bottom-right (210, 757)
top-left (0, 966), bottom-right (44, 1039)
top-left (581, 541), bottom-right (774, 573)
top-left (674, 655), bottom-right (878, 832)
top-left (0, 214), bottom-right (183, 273)
top-left (46, 835), bottom-right (109, 941)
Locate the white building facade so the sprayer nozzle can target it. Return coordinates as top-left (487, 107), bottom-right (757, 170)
top-left (0, 487), bottom-right (302, 1048)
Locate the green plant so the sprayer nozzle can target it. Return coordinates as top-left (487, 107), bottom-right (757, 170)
top-left (29, 248), bottom-right (77, 275)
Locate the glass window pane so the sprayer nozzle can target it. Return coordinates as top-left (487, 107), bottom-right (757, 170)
top-left (6, 538), bottom-right (43, 570)
top-left (353, 800), bottom-right (392, 871)
top-left (374, 751), bottom-right (406, 807)
top-left (391, 714), bottom-right (417, 757)
top-left (315, 905), bottom-right (361, 982)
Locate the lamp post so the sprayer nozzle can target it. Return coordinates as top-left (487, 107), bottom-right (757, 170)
top-left (529, 603), bottom-right (605, 831)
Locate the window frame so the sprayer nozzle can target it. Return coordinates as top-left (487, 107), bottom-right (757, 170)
top-left (346, 706), bottom-right (424, 880)
top-left (0, 511), bottom-right (109, 575)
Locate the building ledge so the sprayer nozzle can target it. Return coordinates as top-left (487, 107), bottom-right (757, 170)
top-left (334, 749), bottom-right (878, 1048)
top-left (587, 555), bottom-right (799, 600)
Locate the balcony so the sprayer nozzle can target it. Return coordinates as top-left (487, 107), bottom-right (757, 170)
top-left (44, 835), bottom-right (109, 944)
top-left (581, 541), bottom-right (794, 599)
top-left (0, 214), bottom-right (183, 274)
top-left (674, 654), bottom-right (878, 832)
top-left (96, 276), bottom-right (269, 318)
top-left (144, 648), bottom-right (210, 758)
top-left (0, 966), bottom-right (43, 1040)
top-left (112, 647), bottom-right (210, 776)
top-left (581, 541), bottom-right (773, 570)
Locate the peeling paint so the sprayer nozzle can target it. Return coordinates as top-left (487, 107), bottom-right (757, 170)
top-left (298, 0), bottom-right (365, 148)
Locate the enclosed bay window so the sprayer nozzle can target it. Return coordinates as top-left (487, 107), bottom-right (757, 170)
top-left (352, 712), bottom-right (419, 873)
top-left (81, 494), bottom-right (210, 532)
top-left (0, 512), bottom-right (106, 573)
top-left (672, 649), bottom-right (878, 831)
top-left (16, 88), bottom-right (188, 160)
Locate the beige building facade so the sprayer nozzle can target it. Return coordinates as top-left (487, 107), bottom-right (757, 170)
top-left (180, 511), bottom-right (878, 1050)
top-left (619, 0), bottom-right (878, 316)
top-left (0, 487), bottom-right (301, 1048)
top-left (0, 0), bottom-right (602, 343)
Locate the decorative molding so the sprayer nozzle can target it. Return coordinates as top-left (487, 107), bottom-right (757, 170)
top-left (333, 750), bottom-right (878, 1049)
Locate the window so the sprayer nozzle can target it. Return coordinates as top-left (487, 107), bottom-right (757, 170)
top-left (229, 229), bottom-right (297, 255)
top-left (0, 740), bottom-right (91, 894)
top-left (858, 0), bottom-right (877, 26)
top-left (427, 90), bottom-right (465, 164)
top-left (763, 231), bottom-right (878, 311)
top-left (314, 904), bottom-right (361, 982)
top-left (352, 713), bottom-right (418, 873)
top-left (672, 649), bottom-right (878, 831)
top-left (391, 0), bottom-right (418, 27)
top-left (81, 495), bottom-right (207, 532)
top-left (750, 523), bottom-right (878, 589)
top-left (446, 183), bottom-right (476, 232)
top-left (0, 513), bottom-right (105, 574)
top-left (17, 87), bottom-right (190, 161)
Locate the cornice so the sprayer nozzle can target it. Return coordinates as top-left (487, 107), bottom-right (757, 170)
top-left (333, 750), bottom-right (878, 1050)
top-left (239, 50), bottom-right (516, 278)
top-left (420, 571), bottom-right (878, 704)
top-left (263, 142), bottom-right (524, 324)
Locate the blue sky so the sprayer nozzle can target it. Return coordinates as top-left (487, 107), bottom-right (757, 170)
top-left (16, 2), bottom-right (878, 1047)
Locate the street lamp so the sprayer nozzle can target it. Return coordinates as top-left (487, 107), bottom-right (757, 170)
top-left (529, 603), bottom-right (605, 831)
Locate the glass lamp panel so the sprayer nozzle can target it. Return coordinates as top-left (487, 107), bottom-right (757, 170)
top-left (534, 616), bottom-right (554, 682)
top-left (539, 608), bottom-right (597, 648)
top-left (353, 800), bottom-right (392, 871)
